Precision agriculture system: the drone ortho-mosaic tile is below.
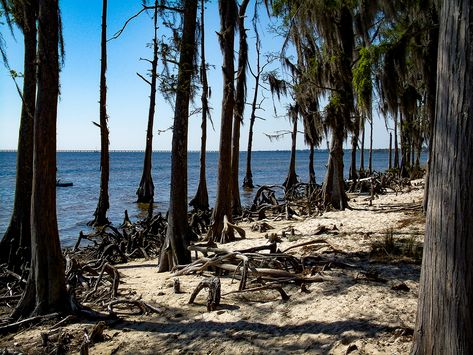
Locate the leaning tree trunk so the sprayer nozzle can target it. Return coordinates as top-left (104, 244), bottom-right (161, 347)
top-left (13, 0), bottom-right (73, 318)
top-left (90, 0), bottom-right (110, 226)
top-left (0, 1), bottom-right (37, 273)
top-left (158, 0), bottom-right (198, 273)
top-left (136, 2), bottom-right (158, 203)
top-left (231, 0), bottom-right (249, 216)
top-left (208, 0), bottom-right (237, 244)
top-left (189, 0), bottom-right (209, 211)
top-left (283, 117), bottom-right (298, 190)
top-left (412, 0), bottom-right (473, 352)
top-left (323, 127), bottom-right (348, 210)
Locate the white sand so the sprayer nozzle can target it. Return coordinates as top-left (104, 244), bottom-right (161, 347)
top-left (1, 182), bottom-right (425, 354)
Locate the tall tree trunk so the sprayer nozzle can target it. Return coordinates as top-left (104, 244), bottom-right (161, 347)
top-left (242, 19), bottom-right (261, 190)
top-left (231, 0), bottom-right (249, 216)
top-left (349, 114), bottom-right (359, 180)
top-left (368, 115), bottom-right (373, 174)
top-left (136, 2), bottom-right (158, 203)
top-left (359, 121), bottom-right (365, 174)
top-left (388, 132), bottom-right (392, 170)
top-left (323, 127), bottom-right (348, 210)
top-left (393, 114), bottom-right (399, 169)
top-left (208, 0), bottom-right (237, 244)
top-left (412, 0), bottom-right (473, 352)
top-left (308, 143), bottom-right (316, 185)
top-left (90, 0), bottom-right (110, 226)
top-left (0, 0), bottom-right (37, 272)
top-left (13, 0), bottom-right (72, 318)
top-left (158, 0), bottom-right (197, 272)
top-left (189, 0), bottom-right (209, 211)
top-left (283, 117), bottom-right (298, 190)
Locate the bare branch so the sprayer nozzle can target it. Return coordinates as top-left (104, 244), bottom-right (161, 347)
top-left (136, 72), bottom-right (152, 86)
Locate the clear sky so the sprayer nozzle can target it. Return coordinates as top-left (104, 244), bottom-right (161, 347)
top-left (0, 1), bottom-right (393, 151)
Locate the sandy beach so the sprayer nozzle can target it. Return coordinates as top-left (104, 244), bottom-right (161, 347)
top-left (0, 181), bottom-right (425, 354)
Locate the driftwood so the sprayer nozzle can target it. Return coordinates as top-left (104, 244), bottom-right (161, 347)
top-left (222, 283), bottom-right (290, 301)
top-left (188, 277), bottom-right (221, 311)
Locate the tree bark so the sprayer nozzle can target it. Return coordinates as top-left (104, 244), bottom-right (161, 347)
top-left (158, 0), bottom-right (197, 272)
top-left (323, 128), bottom-right (348, 210)
top-left (231, 0), bottom-right (249, 216)
top-left (388, 132), bottom-right (392, 170)
top-left (189, 0), bottom-right (209, 211)
top-left (136, 2), bottom-right (158, 203)
top-left (90, 0), bottom-right (110, 226)
top-left (308, 143), bottom-right (316, 185)
top-left (412, 0), bottom-right (473, 352)
top-left (13, 0), bottom-right (72, 318)
top-left (394, 114), bottom-right (399, 169)
top-left (283, 117), bottom-right (298, 190)
top-left (349, 114), bottom-right (359, 180)
top-left (359, 120), bottom-right (365, 173)
top-left (208, 0), bottom-right (237, 243)
top-left (242, 20), bottom-right (261, 190)
top-left (0, 0), bottom-right (37, 272)
top-left (368, 115), bottom-right (373, 174)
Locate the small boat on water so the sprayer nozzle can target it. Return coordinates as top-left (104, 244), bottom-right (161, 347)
top-left (56, 179), bottom-right (73, 187)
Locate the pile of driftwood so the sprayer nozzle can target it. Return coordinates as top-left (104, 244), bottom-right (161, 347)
top-left (240, 183), bottom-right (324, 224)
top-left (346, 171), bottom-right (414, 194)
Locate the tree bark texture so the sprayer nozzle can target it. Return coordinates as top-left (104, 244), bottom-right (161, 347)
top-left (13, 0), bottom-right (71, 317)
top-left (231, 0), bottom-right (249, 216)
top-left (208, 0), bottom-right (237, 243)
top-left (412, 0), bottom-right (473, 352)
top-left (158, 0), bottom-right (197, 272)
top-left (0, 0), bottom-right (37, 272)
top-left (349, 117), bottom-right (359, 181)
top-left (136, 2), bottom-right (158, 203)
top-left (189, 0), bottom-right (210, 211)
top-left (283, 117), bottom-right (298, 190)
top-left (90, 0), bottom-right (110, 226)
top-left (323, 128), bottom-right (348, 210)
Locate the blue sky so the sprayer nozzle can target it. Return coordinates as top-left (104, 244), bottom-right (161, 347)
top-left (0, 1), bottom-right (393, 151)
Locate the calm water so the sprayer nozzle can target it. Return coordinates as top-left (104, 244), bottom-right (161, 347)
top-left (0, 150), bottom-right (426, 246)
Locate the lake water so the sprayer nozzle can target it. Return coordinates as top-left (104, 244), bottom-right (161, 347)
top-left (0, 150), bottom-right (426, 246)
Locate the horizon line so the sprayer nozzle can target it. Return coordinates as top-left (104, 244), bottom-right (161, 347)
top-left (0, 148), bottom-right (396, 153)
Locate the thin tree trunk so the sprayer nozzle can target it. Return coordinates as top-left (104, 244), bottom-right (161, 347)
top-left (368, 115), bottom-right (373, 174)
top-left (90, 0), bottom-right (110, 226)
top-left (283, 117), bottom-right (298, 190)
top-left (349, 116), bottom-right (359, 180)
top-left (158, 0), bottom-right (197, 272)
top-left (189, 0), bottom-right (209, 211)
top-left (242, 21), bottom-right (261, 190)
top-left (136, 2), bottom-right (158, 203)
top-left (359, 119), bottom-right (365, 174)
top-left (0, 1), bottom-right (37, 272)
top-left (13, 0), bottom-right (72, 318)
top-left (208, 0), bottom-right (237, 244)
top-left (412, 0), bottom-right (473, 352)
top-left (231, 0), bottom-right (249, 216)
top-left (308, 143), bottom-right (316, 185)
top-left (393, 114), bottom-right (399, 169)
top-left (388, 132), bottom-right (392, 170)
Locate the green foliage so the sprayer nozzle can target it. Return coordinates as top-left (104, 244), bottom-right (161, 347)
top-left (352, 46), bottom-right (372, 113)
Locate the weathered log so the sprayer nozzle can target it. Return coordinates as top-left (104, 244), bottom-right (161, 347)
top-left (188, 277), bottom-right (221, 311)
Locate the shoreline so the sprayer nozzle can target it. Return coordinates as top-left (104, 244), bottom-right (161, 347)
top-left (0, 180), bottom-right (425, 354)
